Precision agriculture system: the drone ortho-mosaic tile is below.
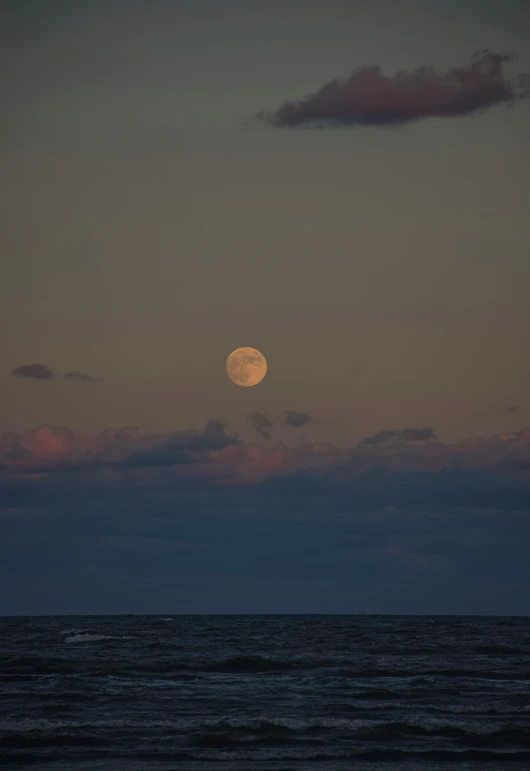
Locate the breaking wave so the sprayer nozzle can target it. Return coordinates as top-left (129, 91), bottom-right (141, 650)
top-left (64, 633), bottom-right (137, 644)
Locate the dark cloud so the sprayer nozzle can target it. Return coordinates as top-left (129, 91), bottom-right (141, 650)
top-left (283, 410), bottom-right (312, 428)
top-left (11, 364), bottom-right (54, 380)
top-left (258, 50), bottom-right (528, 129)
top-left (247, 410), bottom-right (312, 438)
top-left (248, 411), bottom-right (274, 440)
top-left (362, 427), bottom-right (435, 446)
top-left (126, 418), bottom-right (240, 471)
top-left (11, 365), bottom-right (103, 382)
top-left (64, 372), bottom-right (103, 383)
top-left (114, 418), bottom-right (241, 471)
top-left (197, 419), bottom-right (241, 451)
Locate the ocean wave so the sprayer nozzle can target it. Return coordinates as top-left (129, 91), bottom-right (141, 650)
top-left (337, 666), bottom-right (530, 680)
top-left (1, 714), bottom-right (528, 739)
top-left (349, 699), bottom-right (530, 715)
top-left (64, 633), bottom-right (136, 644)
top-left (200, 655), bottom-right (298, 673)
top-left (3, 616), bottom-right (530, 768)
top-left (474, 644), bottom-right (529, 655)
top-left (191, 748), bottom-right (530, 762)
top-left (0, 655), bottom-right (80, 675)
top-left (4, 746), bottom-right (530, 764)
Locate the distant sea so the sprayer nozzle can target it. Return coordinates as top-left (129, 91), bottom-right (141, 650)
top-left (1, 615), bottom-right (530, 770)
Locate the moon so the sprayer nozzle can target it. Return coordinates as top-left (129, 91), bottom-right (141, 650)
top-left (226, 347), bottom-right (267, 387)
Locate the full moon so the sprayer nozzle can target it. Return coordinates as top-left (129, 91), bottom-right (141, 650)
top-left (226, 347), bottom-right (267, 387)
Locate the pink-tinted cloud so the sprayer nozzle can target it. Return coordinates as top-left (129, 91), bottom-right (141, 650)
top-left (0, 420), bottom-right (240, 475)
top-left (258, 51), bottom-right (528, 128)
top-left (0, 425), bottom-right (76, 467)
top-left (1, 423), bottom-right (530, 487)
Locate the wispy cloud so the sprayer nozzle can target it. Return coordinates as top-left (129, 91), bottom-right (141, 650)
top-left (248, 411), bottom-right (274, 440)
top-left (63, 372), bottom-right (103, 383)
top-left (246, 410), bottom-right (312, 439)
top-left (257, 50), bottom-right (528, 129)
top-left (282, 411), bottom-right (312, 428)
top-left (362, 428), bottom-right (435, 445)
top-left (11, 365), bottom-right (103, 382)
top-left (11, 364), bottom-right (54, 380)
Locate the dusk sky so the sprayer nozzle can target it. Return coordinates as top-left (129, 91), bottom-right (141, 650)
top-left (1, 0), bottom-right (529, 615)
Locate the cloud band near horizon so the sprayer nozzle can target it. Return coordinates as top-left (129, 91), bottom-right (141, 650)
top-left (1, 422), bottom-right (530, 486)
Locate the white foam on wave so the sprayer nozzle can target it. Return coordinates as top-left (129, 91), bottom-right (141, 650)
top-left (352, 699), bottom-right (530, 715)
top-left (105, 677), bottom-right (187, 689)
top-left (64, 633), bottom-right (136, 644)
top-left (194, 748), bottom-right (354, 761)
top-left (430, 701), bottom-right (530, 715)
top-left (404, 714), bottom-right (506, 735)
top-left (228, 716), bottom-right (373, 731)
top-left (0, 717), bottom-right (195, 732)
top-left (65, 634), bottom-right (114, 643)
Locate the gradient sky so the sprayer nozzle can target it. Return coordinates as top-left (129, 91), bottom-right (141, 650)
top-left (1, 0), bottom-right (530, 614)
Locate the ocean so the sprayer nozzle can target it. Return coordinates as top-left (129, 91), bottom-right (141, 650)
top-left (1, 615), bottom-right (529, 770)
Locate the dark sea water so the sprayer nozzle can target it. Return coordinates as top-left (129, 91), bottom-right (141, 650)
top-left (1, 616), bottom-right (530, 770)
